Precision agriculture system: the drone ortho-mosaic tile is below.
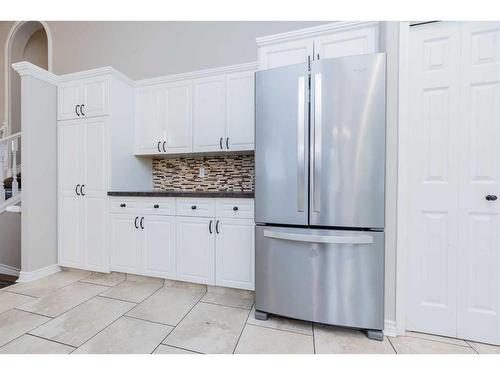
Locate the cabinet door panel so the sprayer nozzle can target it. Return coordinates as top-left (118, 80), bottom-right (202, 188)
top-left (135, 87), bottom-right (163, 154)
top-left (193, 75), bottom-right (226, 152)
top-left (81, 77), bottom-right (109, 118)
top-left (59, 195), bottom-right (82, 267)
top-left (143, 215), bottom-right (176, 278)
top-left (110, 214), bottom-right (140, 273)
top-left (58, 121), bottom-right (81, 194)
top-left (164, 81), bottom-right (193, 153)
top-left (58, 82), bottom-right (81, 120)
top-left (82, 119), bottom-right (107, 196)
top-left (84, 197), bottom-right (107, 271)
top-left (259, 39), bottom-right (313, 70)
top-left (313, 24), bottom-right (379, 59)
top-left (216, 218), bottom-right (255, 290)
top-left (176, 216), bottom-right (215, 285)
top-left (226, 71), bottom-right (255, 151)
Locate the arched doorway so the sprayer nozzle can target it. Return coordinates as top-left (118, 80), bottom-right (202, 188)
top-left (4, 21), bottom-right (52, 136)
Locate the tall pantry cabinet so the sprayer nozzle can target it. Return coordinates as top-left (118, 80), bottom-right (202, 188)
top-left (57, 69), bottom-right (151, 272)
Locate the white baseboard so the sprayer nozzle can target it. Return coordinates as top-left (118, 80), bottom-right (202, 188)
top-left (384, 319), bottom-right (398, 337)
top-left (17, 264), bottom-right (61, 283)
top-left (0, 263), bottom-right (20, 277)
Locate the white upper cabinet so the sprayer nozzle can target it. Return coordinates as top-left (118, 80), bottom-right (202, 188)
top-left (135, 64), bottom-right (256, 156)
top-left (164, 80), bottom-right (193, 153)
top-left (225, 71), bottom-right (255, 151)
top-left (58, 76), bottom-right (109, 120)
top-left (193, 75), bottom-right (226, 152)
top-left (257, 22), bottom-right (380, 70)
top-left (135, 80), bottom-right (193, 155)
top-left (258, 39), bottom-right (313, 70)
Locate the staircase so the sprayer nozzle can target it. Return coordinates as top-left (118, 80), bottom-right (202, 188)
top-left (0, 131), bottom-right (21, 211)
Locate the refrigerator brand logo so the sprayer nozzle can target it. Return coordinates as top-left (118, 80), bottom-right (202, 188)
top-left (353, 67), bottom-right (368, 73)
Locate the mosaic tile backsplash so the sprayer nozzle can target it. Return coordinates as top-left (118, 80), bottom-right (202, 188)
top-left (152, 154), bottom-right (254, 192)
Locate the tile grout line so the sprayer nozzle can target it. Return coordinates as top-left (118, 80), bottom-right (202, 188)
top-left (159, 289), bottom-right (208, 352)
top-left (69, 298), bottom-right (138, 352)
top-left (245, 321), bottom-right (314, 337)
top-left (25, 332), bottom-right (78, 349)
top-left (97, 294), bottom-right (140, 305)
top-left (157, 343), bottom-right (203, 354)
top-left (232, 302), bottom-right (253, 354)
top-left (0, 310), bottom-right (56, 350)
top-left (199, 299), bottom-right (254, 311)
top-left (125, 314), bottom-right (175, 328)
top-left (465, 340), bottom-right (479, 354)
top-left (312, 323), bottom-right (316, 354)
top-left (403, 334), bottom-right (476, 349)
top-left (387, 335), bottom-right (398, 354)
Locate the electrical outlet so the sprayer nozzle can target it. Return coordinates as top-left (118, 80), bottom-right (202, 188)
top-left (198, 167), bottom-right (205, 178)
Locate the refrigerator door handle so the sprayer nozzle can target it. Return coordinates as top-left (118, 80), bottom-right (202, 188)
top-left (263, 230), bottom-right (373, 244)
top-left (297, 76), bottom-right (306, 212)
top-left (312, 73), bottom-right (322, 213)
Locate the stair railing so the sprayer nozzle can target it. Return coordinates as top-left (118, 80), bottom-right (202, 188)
top-left (0, 131), bottom-right (22, 203)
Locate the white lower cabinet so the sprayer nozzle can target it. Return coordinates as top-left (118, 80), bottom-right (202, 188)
top-left (108, 197), bottom-right (255, 290)
top-left (109, 214), bottom-right (141, 274)
top-left (176, 216), bottom-right (215, 285)
top-left (215, 218), bottom-right (255, 290)
top-left (143, 215), bottom-right (176, 279)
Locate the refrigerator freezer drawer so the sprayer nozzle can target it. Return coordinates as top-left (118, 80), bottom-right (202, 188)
top-left (255, 225), bottom-right (384, 330)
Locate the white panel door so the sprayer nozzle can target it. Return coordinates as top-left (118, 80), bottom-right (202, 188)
top-left (258, 39), bottom-right (313, 70)
top-left (135, 87), bottom-right (163, 154)
top-left (164, 81), bottom-right (193, 153)
top-left (81, 77), bottom-right (109, 118)
top-left (215, 218), bottom-right (255, 290)
top-left (193, 75), bottom-right (226, 152)
top-left (81, 119), bottom-right (108, 271)
top-left (58, 81), bottom-right (81, 120)
top-left (225, 71), bottom-right (255, 151)
top-left (407, 22), bottom-right (461, 337)
top-left (142, 215), bottom-right (176, 279)
top-left (109, 214), bottom-right (141, 273)
top-left (313, 24), bottom-right (379, 59)
top-left (176, 216), bottom-right (215, 285)
top-left (58, 121), bottom-right (82, 267)
top-left (457, 22), bottom-right (500, 345)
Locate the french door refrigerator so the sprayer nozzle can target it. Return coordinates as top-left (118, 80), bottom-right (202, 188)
top-left (255, 53), bottom-right (386, 340)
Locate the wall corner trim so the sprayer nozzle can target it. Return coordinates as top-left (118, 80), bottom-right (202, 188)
top-left (255, 21), bottom-right (380, 47)
top-left (11, 61), bottom-right (59, 85)
top-left (16, 264), bottom-right (61, 283)
top-left (384, 319), bottom-right (398, 337)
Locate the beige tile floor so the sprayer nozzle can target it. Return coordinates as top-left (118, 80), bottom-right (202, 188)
top-left (1, 270), bottom-right (499, 354)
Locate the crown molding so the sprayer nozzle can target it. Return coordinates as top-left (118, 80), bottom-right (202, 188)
top-left (135, 61), bottom-right (258, 87)
top-left (256, 21), bottom-right (380, 47)
top-left (11, 61), bottom-right (59, 85)
top-left (58, 66), bottom-right (134, 86)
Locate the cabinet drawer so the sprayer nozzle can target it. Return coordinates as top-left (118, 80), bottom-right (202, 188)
top-left (140, 198), bottom-right (176, 215)
top-left (216, 198), bottom-right (254, 219)
top-left (176, 198), bottom-right (216, 217)
top-left (109, 198), bottom-right (139, 214)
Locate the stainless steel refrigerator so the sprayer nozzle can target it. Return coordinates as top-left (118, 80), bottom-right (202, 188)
top-left (254, 53), bottom-right (386, 340)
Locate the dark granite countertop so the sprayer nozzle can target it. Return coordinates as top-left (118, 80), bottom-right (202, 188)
top-left (108, 191), bottom-right (254, 198)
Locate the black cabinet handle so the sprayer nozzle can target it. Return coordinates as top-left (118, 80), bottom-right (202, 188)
top-left (219, 137), bottom-right (223, 149)
top-left (215, 220), bottom-right (219, 234)
top-left (120, 203), bottom-right (126, 208)
top-left (191, 205), bottom-right (197, 210)
top-left (75, 105), bottom-right (80, 117)
top-left (226, 137), bottom-right (229, 150)
top-left (486, 195), bottom-right (498, 201)
top-left (80, 104), bottom-right (85, 116)
top-left (209, 220), bottom-right (213, 234)
top-left (80, 185), bottom-right (85, 196)
top-left (134, 216), bottom-right (139, 229)
top-left (154, 204), bottom-right (159, 208)
top-left (140, 217), bottom-right (144, 229)
top-left (162, 141), bottom-right (167, 152)
top-left (233, 206), bottom-right (238, 211)
top-left (317, 53), bottom-right (320, 60)
top-left (75, 184), bottom-right (81, 196)
top-left (157, 141), bottom-right (162, 153)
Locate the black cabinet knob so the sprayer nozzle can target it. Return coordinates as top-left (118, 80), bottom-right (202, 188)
top-left (486, 195), bottom-right (498, 201)
top-left (120, 203), bottom-right (126, 208)
top-left (233, 206), bottom-right (239, 211)
top-left (154, 204), bottom-right (159, 208)
top-left (191, 205), bottom-right (197, 210)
